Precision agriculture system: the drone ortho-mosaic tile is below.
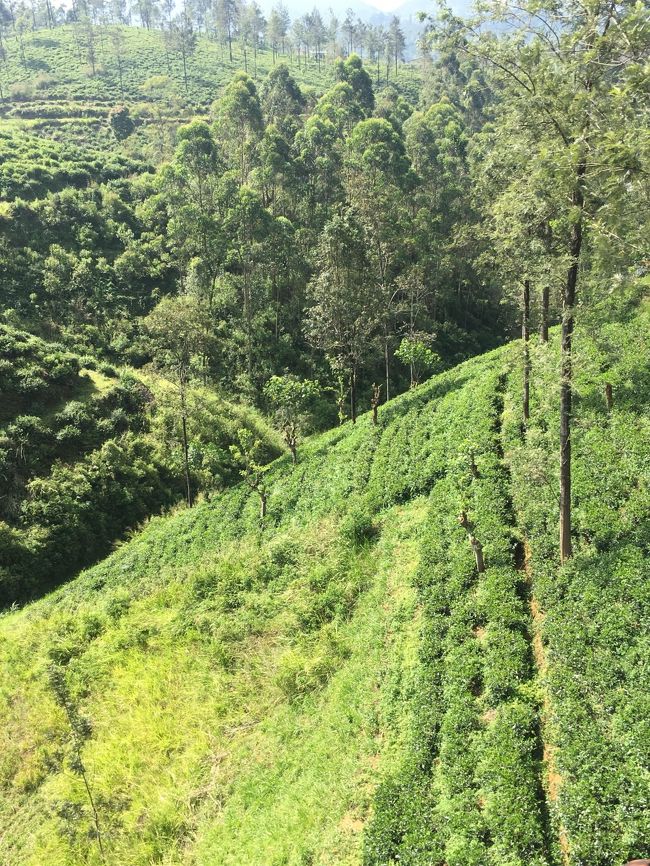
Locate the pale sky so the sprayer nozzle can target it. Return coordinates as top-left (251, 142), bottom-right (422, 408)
top-left (366, 0), bottom-right (407, 11)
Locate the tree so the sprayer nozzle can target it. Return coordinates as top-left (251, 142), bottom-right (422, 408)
top-left (164, 9), bottom-right (197, 93)
top-left (305, 208), bottom-right (380, 422)
top-left (266, 5), bottom-right (283, 62)
top-left (243, 1), bottom-right (264, 77)
top-left (306, 7), bottom-right (326, 72)
top-left (108, 103), bottom-right (134, 140)
top-left (345, 117), bottom-right (412, 398)
top-left (109, 26), bottom-right (128, 96)
top-left (143, 295), bottom-right (211, 507)
top-left (341, 7), bottom-right (356, 55)
top-left (433, 0), bottom-right (649, 561)
top-left (162, 120), bottom-right (225, 311)
top-left (333, 53), bottom-right (374, 115)
top-left (260, 62), bottom-right (304, 138)
top-left (47, 663), bottom-right (106, 864)
top-left (395, 337), bottom-right (441, 387)
top-left (215, 0), bottom-right (236, 61)
top-left (264, 375), bottom-right (319, 463)
top-left (213, 71), bottom-right (263, 184)
top-left (387, 15), bottom-right (405, 75)
top-left (229, 427), bottom-right (270, 518)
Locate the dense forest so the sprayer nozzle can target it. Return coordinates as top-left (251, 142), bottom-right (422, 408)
top-left (0, 0), bottom-right (649, 862)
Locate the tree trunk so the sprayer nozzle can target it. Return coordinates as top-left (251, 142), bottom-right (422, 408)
top-left (371, 383), bottom-right (381, 426)
top-left (559, 163), bottom-right (585, 563)
top-left (384, 334), bottom-right (390, 402)
top-left (180, 381), bottom-right (193, 508)
top-left (458, 511), bottom-right (485, 574)
top-left (605, 382), bottom-right (613, 412)
top-left (540, 285), bottom-right (549, 343)
top-left (522, 279), bottom-right (530, 423)
top-left (259, 490), bottom-right (267, 519)
top-left (350, 366), bottom-right (357, 423)
top-left (182, 412), bottom-right (193, 508)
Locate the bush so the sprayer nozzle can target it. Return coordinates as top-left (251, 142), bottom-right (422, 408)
top-left (340, 500), bottom-right (377, 547)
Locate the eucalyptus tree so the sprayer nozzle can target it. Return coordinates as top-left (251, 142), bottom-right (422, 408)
top-left (293, 113), bottom-right (343, 229)
top-left (260, 62), bottom-right (304, 139)
top-left (266, 5), bottom-right (282, 61)
top-left (333, 53), bottom-right (374, 115)
top-left (215, 0), bottom-right (236, 61)
top-left (306, 7), bottom-right (325, 71)
top-left (387, 15), bottom-right (405, 75)
top-left (161, 120), bottom-right (225, 311)
top-left (345, 117), bottom-right (412, 398)
top-left (305, 208), bottom-right (380, 422)
top-left (212, 71), bottom-right (263, 185)
top-left (432, 0), bottom-right (650, 561)
top-left (165, 8), bottom-right (196, 93)
top-left (341, 8), bottom-right (355, 54)
top-left (144, 294), bottom-right (212, 507)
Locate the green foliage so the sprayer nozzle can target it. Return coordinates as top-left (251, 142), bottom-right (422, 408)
top-left (0, 303), bottom-right (648, 863)
top-left (107, 105), bottom-right (135, 141)
top-left (395, 337), bottom-right (441, 387)
top-left (0, 326), bottom-right (281, 605)
top-left (264, 374), bottom-right (319, 460)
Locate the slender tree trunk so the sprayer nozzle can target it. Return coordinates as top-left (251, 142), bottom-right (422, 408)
top-left (371, 383), bottom-right (381, 426)
top-left (605, 382), bottom-right (613, 412)
top-left (350, 366), bottom-right (357, 423)
top-left (559, 162), bottom-right (585, 564)
top-left (540, 285), bottom-right (549, 343)
top-left (522, 279), bottom-right (530, 423)
top-left (459, 511), bottom-right (485, 574)
top-left (180, 383), bottom-right (193, 508)
top-left (384, 332), bottom-right (390, 402)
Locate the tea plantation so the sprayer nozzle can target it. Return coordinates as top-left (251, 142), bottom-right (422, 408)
top-left (0, 295), bottom-right (647, 866)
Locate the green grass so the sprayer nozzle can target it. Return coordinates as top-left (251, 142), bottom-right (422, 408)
top-left (0, 292), bottom-right (648, 865)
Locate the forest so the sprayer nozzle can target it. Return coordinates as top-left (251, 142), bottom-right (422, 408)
top-left (0, 0), bottom-right (649, 863)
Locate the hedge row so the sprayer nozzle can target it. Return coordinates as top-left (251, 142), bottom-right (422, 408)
top-left (502, 306), bottom-right (650, 865)
top-left (364, 366), bottom-right (551, 866)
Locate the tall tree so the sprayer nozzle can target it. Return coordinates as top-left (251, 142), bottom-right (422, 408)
top-left (144, 295), bottom-right (212, 508)
top-left (215, 0), bottom-right (236, 61)
top-left (434, 0), bottom-right (650, 560)
top-left (345, 117), bottom-right (412, 397)
top-left (213, 71), bottom-right (263, 185)
top-left (305, 208), bottom-right (380, 422)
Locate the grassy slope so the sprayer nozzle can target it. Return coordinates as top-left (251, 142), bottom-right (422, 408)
top-left (0, 297), bottom-right (648, 865)
top-left (1, 26), bottom-right (420, 105)
top-left (0, 324), bottom-right (282, 602)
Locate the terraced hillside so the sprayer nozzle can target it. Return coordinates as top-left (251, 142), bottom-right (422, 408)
top-left (0, 297), bottom-right (648, 866)
top-left (0, 25), bottom-right (420, 200)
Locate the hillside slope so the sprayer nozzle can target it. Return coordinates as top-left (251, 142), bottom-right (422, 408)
top-left (0, 298), bottom-right (648, 866)
top-left (0, 324), bottom-right (282, 604)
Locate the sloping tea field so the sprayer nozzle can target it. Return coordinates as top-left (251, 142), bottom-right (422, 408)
top-left (0, 296), bottom-right (648, 866)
